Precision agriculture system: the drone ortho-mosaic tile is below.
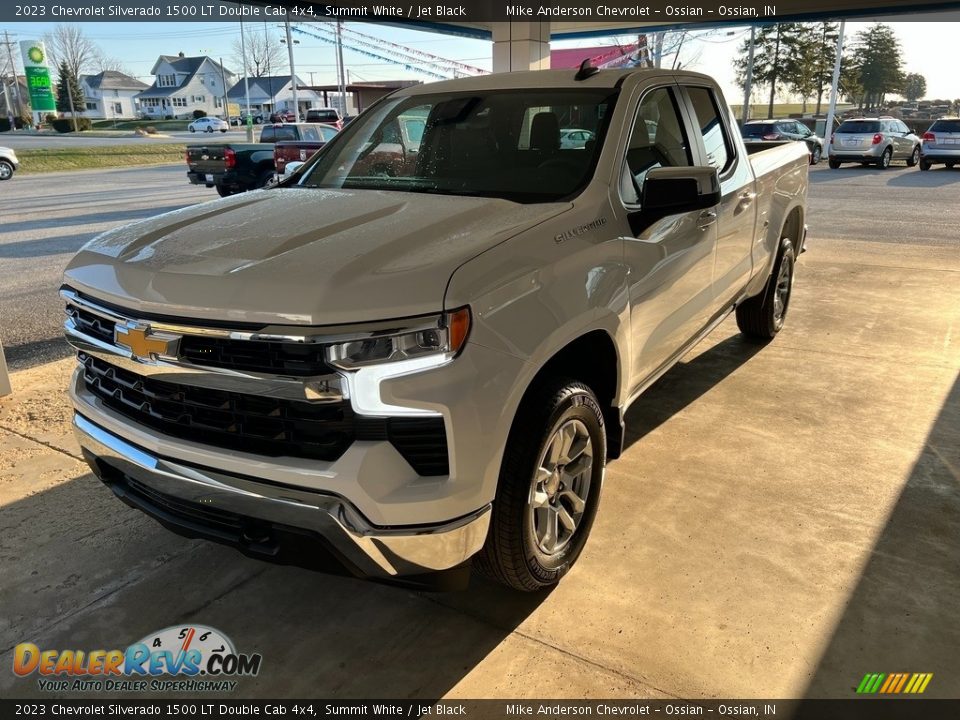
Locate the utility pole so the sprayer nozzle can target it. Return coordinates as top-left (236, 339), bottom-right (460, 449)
top-left (742, 25), bottom-right (756, 124)
top-left (65, 70), bottom-right (79, 132)
top-left (239, 21), bottom-right (253, 141)
top-left (284, 19), bottom-right (298, 119)
top-left (335, 21), bottom-right (346, 115)
top-left (3, 31), bottom-right (23, 118)
top-left (218, 57), bottom-right (229, 120)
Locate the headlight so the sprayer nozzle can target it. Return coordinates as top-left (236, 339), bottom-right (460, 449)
top-left (327, 307), bottom-right (471, 370)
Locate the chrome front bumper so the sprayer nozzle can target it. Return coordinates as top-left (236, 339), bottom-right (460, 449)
top-left (74, 413), bottom-right (490, 580)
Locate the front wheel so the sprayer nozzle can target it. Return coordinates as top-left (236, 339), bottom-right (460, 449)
top-left (0, 160), bottom-right (13, 180)
top-left (189, 127), bottom-right (196, 133)
top-left (906, 146), bottom-right (920, 167)
top-left (736, 237), bottom-right (795, 340)
top-left (810, 145), bottom-right (822, 165)
top-left (475, 378), bottom-right (606, 591)
top-left (215, 184), bottom-right (234, 198)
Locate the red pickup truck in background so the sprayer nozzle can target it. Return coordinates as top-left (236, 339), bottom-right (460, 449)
top-left (273, 124), bottom-right (340, 175)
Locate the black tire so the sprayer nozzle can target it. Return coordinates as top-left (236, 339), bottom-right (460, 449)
top-left (220, 128), bottom-right (227, 133)
top-left (205, 127), bottom-right (214, 133)
top-left (877, 147), bottom-right (892, 169)
top-left (828, 159), bottom-right (841, 169)
top-left (475, 378), bottom-right (606, 592)
top-left (810, 146), bottom-right (822, 165)
top-left (736, 237), bottom-right (796, 340)
top-left (906, 146), bottom-right (920, 167)
top-left (947, 162), bottom-right (956, 169)
top-left (189, 127), bottom-right (196, 133)
top-left (0, 159), bottom-right (13, 181)
top-left (920, 159), bottom-right (932, 171)
top-left (255, 170), bottom-right (276, 189)
top-left (215, 184), bottom-right (234, 198)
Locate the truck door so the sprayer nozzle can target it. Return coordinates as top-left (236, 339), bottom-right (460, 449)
top-left (619, 85), bottom-right (718, 387)
top-left (680, 85), bottom-right (756, 308)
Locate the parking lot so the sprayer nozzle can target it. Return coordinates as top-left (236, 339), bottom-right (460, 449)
top-left (1, 160), bottom-right (958, 699)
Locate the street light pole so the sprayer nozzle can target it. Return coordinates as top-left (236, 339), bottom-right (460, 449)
top-left (742, 25), bottom-right (756, 124)
top-left (335, 21), bottom-right (347, 115)
top-left (239, 20), bottom-right (253, 141)
top-left (284, 19), bottom-right (298, 119)
top-left (824, 21), bottom-right (846, 156)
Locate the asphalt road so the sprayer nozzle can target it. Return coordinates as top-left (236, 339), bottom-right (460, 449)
top-left (1, 161), bottom-right (959, 371)
top-left (0, 128), bottom-right (252, 148)
top-left (0, 164), bottom-right (212, 369)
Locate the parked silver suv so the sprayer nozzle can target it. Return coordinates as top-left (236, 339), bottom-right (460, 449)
top-left (828, 118), bottom-right (921, 169)
top-left (920, 118), bottom-right (960, 170)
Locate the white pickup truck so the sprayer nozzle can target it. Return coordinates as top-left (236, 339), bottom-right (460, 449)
top-left (63, 67), bottom-right (807, 591)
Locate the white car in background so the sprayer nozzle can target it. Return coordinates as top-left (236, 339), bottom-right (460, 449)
top-left (0, 146), bottom-right (18, 180)
top-left (188, 117), bottom-right (229, 134)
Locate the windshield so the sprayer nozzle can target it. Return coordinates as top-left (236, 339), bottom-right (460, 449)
top-left (296, 88), bottom-right (618, 203)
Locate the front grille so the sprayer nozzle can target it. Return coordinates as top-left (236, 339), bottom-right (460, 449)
top-left (179, 336), bottom-right (335, 377)
top-left (80, 354), bottom-right (449, 475)
top-left (66, 299), bottom-right (333, 376)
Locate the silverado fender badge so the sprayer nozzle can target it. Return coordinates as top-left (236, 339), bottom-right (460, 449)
top-left (555, 217), bottom-right (608, 244)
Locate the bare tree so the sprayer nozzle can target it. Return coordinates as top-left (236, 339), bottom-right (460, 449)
top-left (43, 24), bottom-right (98, 81)
top-left (93, 51), bottom-right (133, 76)
top-left (231, 28), bottom-right (285, 78)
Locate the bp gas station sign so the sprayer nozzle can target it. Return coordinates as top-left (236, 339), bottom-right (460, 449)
top-left (19, 40), bottom-right (56, 115)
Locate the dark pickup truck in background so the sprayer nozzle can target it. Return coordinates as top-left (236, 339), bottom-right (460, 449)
top-left (186, 123), bottom-right (337, 196)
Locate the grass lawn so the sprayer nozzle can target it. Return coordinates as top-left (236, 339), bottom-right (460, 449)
top-left (90, 119), bottom-right (192, 131)
top-left (729, 102), bottom-right (854, 118)
top-left (17, 144), bottom-right (187, 174)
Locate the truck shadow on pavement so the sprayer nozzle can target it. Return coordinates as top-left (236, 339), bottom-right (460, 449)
top-left (0, 233), bottom-right (98, 260)
top-left (802, 372), bottom-right (960, 698)
top-left (0, 468), bottom-right (548, 699)
top-left (622, 334), bottom-right (766, 451)
top-left (0, 204), bottom-right (192, 237)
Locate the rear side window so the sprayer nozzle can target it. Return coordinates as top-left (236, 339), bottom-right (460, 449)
top-left (930, 119), bottom-right (960, 132)
top-left (310, 110), bottom-right (340, 122)
top-left (838, 121), bottom-right (881, 133)
top-left (687, 87), bottom-right (734, 173)
top-left (742, 123), bottom-right (776, 138)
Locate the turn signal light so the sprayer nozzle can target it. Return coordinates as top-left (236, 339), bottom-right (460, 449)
top-left (872, 134), bottom-right (883, 145)
top-left (447, 307), bottom-right (471, 354)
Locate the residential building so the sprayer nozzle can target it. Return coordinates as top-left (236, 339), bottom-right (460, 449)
top-left (226, 75), bottom-right (321, 119)
top-left (136, 53), bottom-right (236, 120)
top-left (79, 71), bottom-right (149, 119)
top-left (1, 74), bottom-right (28, 118)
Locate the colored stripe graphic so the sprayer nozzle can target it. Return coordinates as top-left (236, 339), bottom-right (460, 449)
top-left (856, 672), bottom-right (933, 694)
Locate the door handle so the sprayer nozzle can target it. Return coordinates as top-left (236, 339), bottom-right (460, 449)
top-left (738, 191), bottom-right (756, 206)
top-left (697, 210), bottom-right (717, 230)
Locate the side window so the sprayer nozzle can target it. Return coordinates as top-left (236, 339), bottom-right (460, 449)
top-left (897, 121), bottom-right (910, 134)
top-left (621, 87), bottom-right (692, 205)
top-left (259, 126), bottom-right (274, 143)
top-left (687, 87), bottom-right (734, 173)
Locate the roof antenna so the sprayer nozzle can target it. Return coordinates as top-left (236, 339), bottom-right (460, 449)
top-left (575, 58), bottom-right (599, 81)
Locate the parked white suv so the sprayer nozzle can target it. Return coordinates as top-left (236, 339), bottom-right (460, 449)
top-left (64, 68), bottom-right (808, 591)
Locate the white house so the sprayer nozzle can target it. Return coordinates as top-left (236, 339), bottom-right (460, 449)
top-left (136, 53), bottom-right (237, 120)
top-left (79, 71), bottom-right (149, 120)
top-left (226, 75), bottom-right (321, 119)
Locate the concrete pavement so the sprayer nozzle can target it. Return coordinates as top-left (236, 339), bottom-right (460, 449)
top-left (1, 237), bottom-right (957, 700)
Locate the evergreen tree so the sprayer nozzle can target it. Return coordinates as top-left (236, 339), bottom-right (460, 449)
top-left (55, 60), bottom-right (85, 117)
top-left (901, 73), bottom-right (926, 102)
top-left (851, 24), bottom-right (904, 110)
top-left (810, 22), bottom-right (840, 116)
top-left (735, 24), bottom-right (806, 119)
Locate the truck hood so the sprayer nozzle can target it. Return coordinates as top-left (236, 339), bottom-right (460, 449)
top-left (63, 188), bottom-right (569, 325)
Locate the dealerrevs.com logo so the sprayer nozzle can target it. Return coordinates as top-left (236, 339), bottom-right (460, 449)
top-left (13, 625), bottom-right (262, 693)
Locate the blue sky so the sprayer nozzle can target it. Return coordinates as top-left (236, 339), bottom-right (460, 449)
top-left (5, 19), bottom-right (958, 102)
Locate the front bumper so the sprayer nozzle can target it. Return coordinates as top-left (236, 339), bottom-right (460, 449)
top-left (74, 412), bottom-right (490, 584)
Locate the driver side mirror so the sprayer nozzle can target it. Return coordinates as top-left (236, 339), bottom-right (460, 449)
top-left (641, 166), bottom-right (721, 215)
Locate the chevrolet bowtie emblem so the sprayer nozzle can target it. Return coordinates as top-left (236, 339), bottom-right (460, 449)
top-left (114, 322), bottom-right (179, 361)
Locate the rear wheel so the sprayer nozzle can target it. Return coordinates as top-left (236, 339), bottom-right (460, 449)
top-left (736, 237), bottom-right (795, 340)
top-left (907, 146), bottom-right (920, 167)
top-left (475, 378), bottom-right (606, 591)
top-left (215, 184), bottom-right (234, 197)
top-left (828, 158), bottom-right (841, 169)
top-left (877, 147), bottom-right (892, 169)
top-left (920, 159), bottom-right (932, 171)
top-left (0, 160), bottom-right (13, 180)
